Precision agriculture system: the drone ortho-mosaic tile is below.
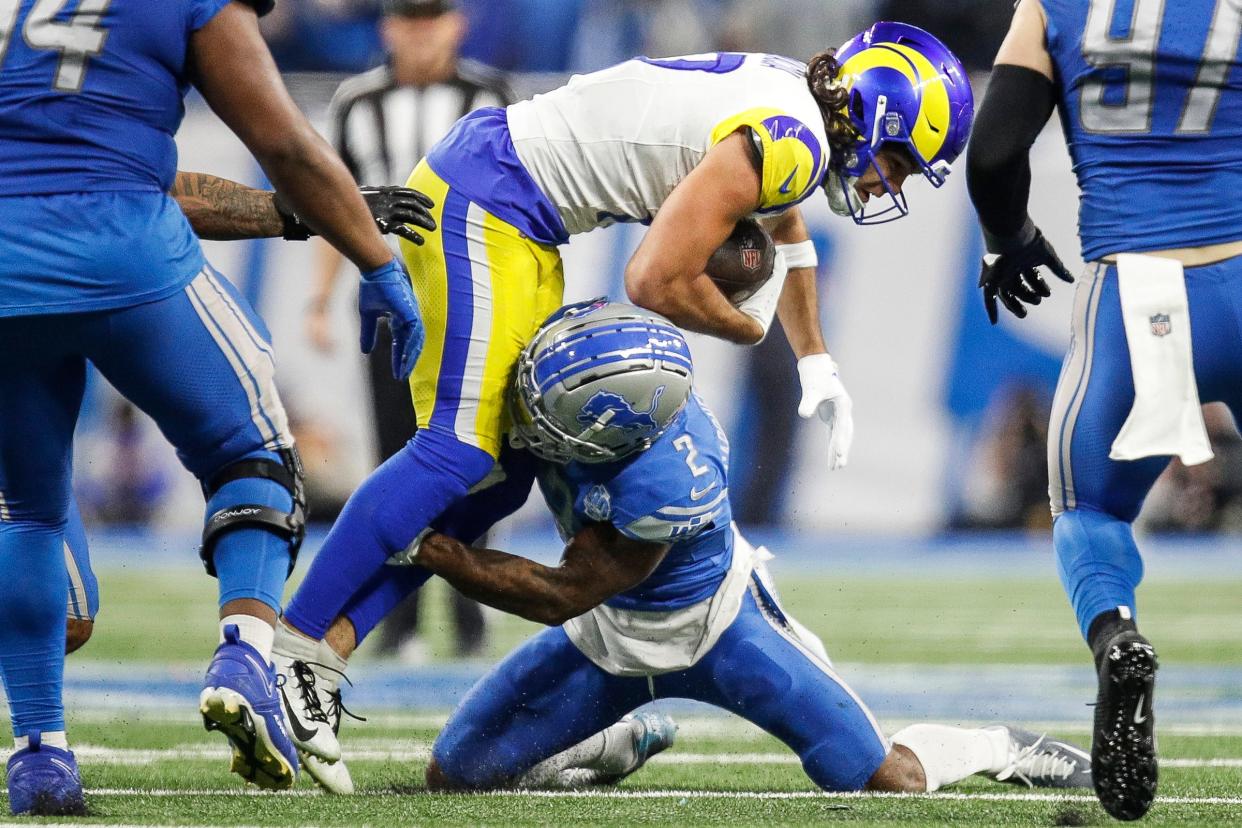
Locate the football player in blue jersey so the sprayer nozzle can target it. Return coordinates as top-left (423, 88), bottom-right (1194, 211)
top-left (0, 0), bottom-right (432, 813)
top-left (59, 171), bottom-right (434, 657)
top-left (966, 0), bottom-right (1242, 819)
top-left (276, 301), bottom-right (1092, 796)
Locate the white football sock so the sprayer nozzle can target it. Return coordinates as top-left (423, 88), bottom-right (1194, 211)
top-left (890, 724), bottom-right (1011, 792)
top-left (14, 730), bottom-right (68, 751)
top-left (273, 618), bottom-right (319, 662)
top-left (515, 719), bottom-right (639, 788)
top-left (220, 614), bottom-right (275, 662)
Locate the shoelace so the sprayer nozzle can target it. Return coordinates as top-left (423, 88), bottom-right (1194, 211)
top-left (300, 661), bottom-right (366, 733)
top-left (996, 734), bottom-right (1078, 788)
top-left (289, 660), bottom-right (330, 726)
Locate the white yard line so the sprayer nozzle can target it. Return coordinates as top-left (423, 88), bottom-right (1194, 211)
top-left (68, 744), bottom-right (1242, 768)
top-left (78, 788), bottom-right (1242, 806)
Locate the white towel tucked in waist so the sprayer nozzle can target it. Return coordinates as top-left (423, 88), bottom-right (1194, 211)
top-left (1109, 253), bottom-right (1213, 466)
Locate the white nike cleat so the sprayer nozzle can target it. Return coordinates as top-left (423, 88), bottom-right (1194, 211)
top-left (989, 725), bottom-right (1092, 789)
top-left (270, 653), bottom-right (340, 761)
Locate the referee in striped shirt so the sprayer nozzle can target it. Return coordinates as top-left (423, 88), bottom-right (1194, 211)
top-left (306, 0), bottom-right (512, 661)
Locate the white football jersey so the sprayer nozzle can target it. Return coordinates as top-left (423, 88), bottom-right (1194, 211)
top-left (504, 53), bottom-right (831, 236)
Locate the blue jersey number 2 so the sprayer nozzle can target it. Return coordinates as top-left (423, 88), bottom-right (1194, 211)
top-left (0, 0), bottom-right (112, 93)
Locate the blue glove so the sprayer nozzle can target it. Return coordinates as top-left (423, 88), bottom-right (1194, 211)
top-left (358, 258), bottom-right (424, 380)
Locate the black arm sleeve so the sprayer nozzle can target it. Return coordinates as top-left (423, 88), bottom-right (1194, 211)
top-left (965, 65), bottom-right (1057, 253)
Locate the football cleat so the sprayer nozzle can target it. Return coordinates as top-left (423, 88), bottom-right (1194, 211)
top-left (1092, 631), bottom-right (1159, 821)
top-left (595, 712), bottom-right (678, 785)
top-left (272, 656), bottom-right (339, 762)
top-left (5, 730), bottom-right (86, 816)
top-left (200, 624), bottom-right (299, 790)
top-left (988, 725), bottom-right (1091, 789)
top-left (271, 650), bottom-right (363, 763)
top-left (298, 671), bottom-right (363, 795)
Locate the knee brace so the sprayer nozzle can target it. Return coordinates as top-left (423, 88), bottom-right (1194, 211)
top-left (199, 447), bottom-right (306, 578)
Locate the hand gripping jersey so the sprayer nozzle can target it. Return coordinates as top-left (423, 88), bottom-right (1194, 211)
top-left (0, 0), bottom-right (224, 315)
top-left (428, 53), bottom-right (830, 244)
top-left (1043, 0), bottom-right (1242, 261)
top-left (535, 394), bottom-right (735, 613)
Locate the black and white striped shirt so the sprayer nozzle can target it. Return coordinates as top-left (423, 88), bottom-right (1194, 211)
top-left (328, 59), bottom-right (513, 186)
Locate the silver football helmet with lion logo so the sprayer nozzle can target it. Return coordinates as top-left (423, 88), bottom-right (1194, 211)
top-left (510, 299), bottom-right (694, 464)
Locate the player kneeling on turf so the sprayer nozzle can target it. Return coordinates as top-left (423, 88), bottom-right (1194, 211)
top-left (277, 301), bottom-right (1093, 793)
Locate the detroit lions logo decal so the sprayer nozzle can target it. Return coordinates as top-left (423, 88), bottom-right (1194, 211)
top-left (583, 485), bottom-right (612, 521)
top-left (577, 386), bottom-right (666, 435)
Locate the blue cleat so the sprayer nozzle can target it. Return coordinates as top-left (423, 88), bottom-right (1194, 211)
top-left (6, 730), bottom-right (86, 816)
top-left (200, 624), bottom-right (299, 790)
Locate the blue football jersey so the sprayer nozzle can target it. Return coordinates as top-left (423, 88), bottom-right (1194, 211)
top-left (1044, 0), bottom-right (1242, 260)
top-left (0, 0), bottom-right (227, 316)
top-left (535, 394), bottom-right (735, 613)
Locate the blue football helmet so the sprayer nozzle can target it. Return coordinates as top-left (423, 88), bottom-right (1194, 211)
top-left (828, 22), bottom-right (975, 224)
top-left (510, 300), bottom-right (693, 464)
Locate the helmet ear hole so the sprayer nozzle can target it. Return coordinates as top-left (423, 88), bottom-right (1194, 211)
top-left (850, 89), bottom-right (865, 122)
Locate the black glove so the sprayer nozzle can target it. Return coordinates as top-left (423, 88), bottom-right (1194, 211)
top-left (978, 220), bottom-right (1075, 324)
top-left (273, 186), bottom-right (437, 244)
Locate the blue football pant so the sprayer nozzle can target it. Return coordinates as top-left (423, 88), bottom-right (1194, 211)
top-left (0, 266), bottom-right (295, 736)
top-left (64, 500), bottom-right (96, 623)
top-left (1049, 258), bottom-right (1242, 639)
top-left (432, 577), bottom-right (890, 792)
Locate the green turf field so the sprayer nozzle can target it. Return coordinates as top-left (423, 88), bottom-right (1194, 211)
top-left (12, 563), bottom-right (1242, 825)
top-left (7, 715), bottom-right (1242, 826)
top-left (80, 567), bottom-right (1242, 666)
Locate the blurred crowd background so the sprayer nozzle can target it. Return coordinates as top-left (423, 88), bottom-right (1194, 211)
top-left (72, 0), bottom-right (1242, 590)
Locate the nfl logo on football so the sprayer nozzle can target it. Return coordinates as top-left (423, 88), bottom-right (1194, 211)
top-left (1149, 313), bottom-right (1171, 337)
top-left (741, 243), bottom-right (761, 271)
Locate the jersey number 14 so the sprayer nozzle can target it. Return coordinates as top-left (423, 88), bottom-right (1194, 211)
top-left (0, 0), bottom-right (112, 93)
top-left (1082, 0), bottom-right (1242, 134)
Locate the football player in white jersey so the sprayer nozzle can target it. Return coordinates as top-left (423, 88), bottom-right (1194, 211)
top-left (274, 24), bottom-right (975, 791)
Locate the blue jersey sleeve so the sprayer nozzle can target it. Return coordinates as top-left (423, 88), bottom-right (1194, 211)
top-left (188, 0), bottom-right (231, 31)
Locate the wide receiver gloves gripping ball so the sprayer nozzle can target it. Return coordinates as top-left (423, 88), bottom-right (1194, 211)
top-left (358, 258), bottom-right (424, 380)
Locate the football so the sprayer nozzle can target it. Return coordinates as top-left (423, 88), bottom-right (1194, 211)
top-left (705, 218), bottom-right (776, 305)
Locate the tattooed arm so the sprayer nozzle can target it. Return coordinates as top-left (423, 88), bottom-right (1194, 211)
top-left (170, 171), bottom-right (285, 241)
top-left (171, 172), bottom-right (437, 244)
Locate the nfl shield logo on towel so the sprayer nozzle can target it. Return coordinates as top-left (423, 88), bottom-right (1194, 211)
top-left (1149, 313), bottom-right (1171, 337)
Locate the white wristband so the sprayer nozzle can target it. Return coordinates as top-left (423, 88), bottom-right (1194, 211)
top-left (776, 240), bottom-right (817, 270)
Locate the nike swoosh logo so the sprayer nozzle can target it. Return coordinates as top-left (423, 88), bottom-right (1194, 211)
top-left (1134, 694), bottom-right (1148, 724)
top-left (778, 167), bottom-right (799, 195)
top-left (690, 482), bottom-right (717, 501)
top-left (281, 688), bottom-right (320, 743)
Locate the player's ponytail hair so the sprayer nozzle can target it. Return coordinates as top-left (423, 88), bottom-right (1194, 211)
top-left (806, 49), bottom-right (860, 157)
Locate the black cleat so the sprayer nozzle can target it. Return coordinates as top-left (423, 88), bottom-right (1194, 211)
top-left (1091, 631), bottom-right (1158, 821)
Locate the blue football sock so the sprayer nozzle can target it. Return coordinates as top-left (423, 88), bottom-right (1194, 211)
top-left (1054, 508), bottom-right (1144, 641)
top-left (0, 523), bottom-right (68, 737)
top-left (283, 429), bottom-right (493, 639)
top-left (341, 566), bottom-right (433, 644)
top-left (208, 451), bottom-right (295, 613)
